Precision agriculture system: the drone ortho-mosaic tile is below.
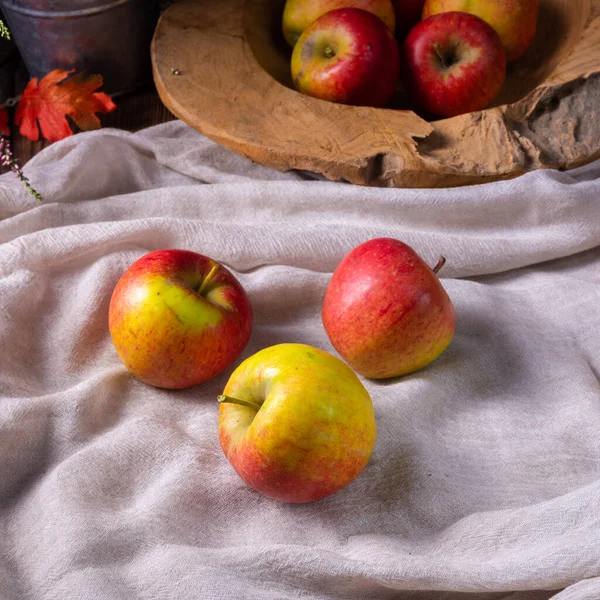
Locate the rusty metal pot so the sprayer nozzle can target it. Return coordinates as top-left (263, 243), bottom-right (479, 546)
top-left (0, 0), bottom-right (160, 95)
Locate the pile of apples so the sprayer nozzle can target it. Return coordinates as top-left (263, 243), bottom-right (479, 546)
top-left (284, 0), bottom-right (539, 117)
top-left (109, 239), bottom-right (455, 503)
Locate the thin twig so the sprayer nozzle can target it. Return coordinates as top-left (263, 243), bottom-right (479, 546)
top-left (0, 95), bottom-right (22, 110)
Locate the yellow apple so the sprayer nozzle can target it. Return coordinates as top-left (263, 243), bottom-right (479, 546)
top-left (282, 0), bottom-right (396, 47)
top-left (422, 0), bottom-right (539, 63)
top-left (109, 249), bottom-right (253, 389)
top-left (218, 343), bottom-right (376, 503)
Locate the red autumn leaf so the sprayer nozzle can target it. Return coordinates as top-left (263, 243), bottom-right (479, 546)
top-left (0, 109), bottom-right (9, 136)
top-left (14, 69), bottom-right (117, 143)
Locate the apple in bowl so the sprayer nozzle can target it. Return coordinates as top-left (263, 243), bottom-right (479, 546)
top-left (401, 11), bottom-right (506, 118)
top-left (109, 249), bottom-right (253, 389)
top-left (291, 7), bottom-right (400, 107)
top-left (422, 0), bottom-right (539, 63)
top-left (218, 343), bottom-right (376, 503)
top-left (322, 238), bottom-right (455, 379)
top-left (282, 0), bottom-right (396, 47)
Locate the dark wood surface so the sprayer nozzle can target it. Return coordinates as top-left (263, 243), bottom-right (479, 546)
top-left (3, 59), bottom-right (176, 171)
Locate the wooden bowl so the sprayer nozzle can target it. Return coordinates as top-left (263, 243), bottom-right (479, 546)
top-left (152, 0), bottom-right (600, 188)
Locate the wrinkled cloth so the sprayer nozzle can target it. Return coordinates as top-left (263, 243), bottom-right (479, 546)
top-left (1, 121), bottom-right (600, 600)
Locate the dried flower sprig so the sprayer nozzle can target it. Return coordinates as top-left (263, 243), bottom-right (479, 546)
top-left (0, 20), bottom-right (10, 40)
top-left (0, 136), bottom-right (42, 200)
top-left (0, 20), bottom-right (37, 198)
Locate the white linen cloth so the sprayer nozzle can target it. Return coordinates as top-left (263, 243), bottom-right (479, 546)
top-left (1, 121), bottom-right (599, 600)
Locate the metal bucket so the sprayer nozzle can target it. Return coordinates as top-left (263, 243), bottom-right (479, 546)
top-left (0, 0), bottom-right (160, 95)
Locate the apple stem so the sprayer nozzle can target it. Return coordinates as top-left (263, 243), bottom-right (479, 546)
top-left (324, 46), bottom-right (335, 59)
top-left (197, 263), bottom-right (219, 295)
top-left (217, 394), bottom-right (262, 412)
top-left (432, 256), bottom-right (447, 275)
top-left (433, 43), bottom-right (447, 69)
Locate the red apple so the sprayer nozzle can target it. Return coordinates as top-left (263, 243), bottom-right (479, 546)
top-left (109, 249), bottom-right (253, 389)
top-left (322, 238), bottom-right (456, 379)
top-left (401, 11), bottom-right (506, 118)
top-left (282, 0), bottom-right (396, 48)
top-left (392, 0), bottom-right (425, 34)
top-left (422, 0), bottom-right (539, 63)
top-left (291, 8), bottom-right (400, 107)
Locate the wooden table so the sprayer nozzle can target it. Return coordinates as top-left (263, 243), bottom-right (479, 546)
top-left (4, 61), bottom-right (176, 169)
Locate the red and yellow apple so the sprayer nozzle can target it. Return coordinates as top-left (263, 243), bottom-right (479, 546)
top-left (282, 0), bottom-right (396, 47)
top-left (401, 11), bottom-right (506, 118)
top-left (218, 343), bottom-right (376, 503)
top-left (322, 238), bottom-right (456, 379)
top-left (109, 249), bottom-right (253, 389)
top-left (422, 0), bottom-right (539, 62)
top-left (392, 0), bottom-right (425, 34)
top-left (291, 8), bottom-right (400, 107)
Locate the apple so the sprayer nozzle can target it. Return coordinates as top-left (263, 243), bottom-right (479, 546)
top-left (391, 0), bottom-right (425, 34)
top-left (218, 343), bottom-right (376, 503)
top-left (422, 0), bottom-right (539, 63)
top-left (322, 238), bottom-right (455, 379)
top-left (109, 249), bottom-right (253, 389)
top-left (401, 11), bottom-right (506, 118)
top-left (282, 0), bottom-right (396, 47)
top-left (291, 8), bottom-right (400, 107)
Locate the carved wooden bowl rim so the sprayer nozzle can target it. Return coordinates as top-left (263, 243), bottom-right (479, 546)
top-left (152, 0), bottom-right (600, 188)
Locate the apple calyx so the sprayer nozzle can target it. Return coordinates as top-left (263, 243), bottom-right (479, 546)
top-left (197, 263), bottom-right (220, 296)
top-left (217, 394), bottom-right (262, 412)
top-left (324, 46), bottom-right (336, 59)
top-left (432, 256), bottom-right (447, 275)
